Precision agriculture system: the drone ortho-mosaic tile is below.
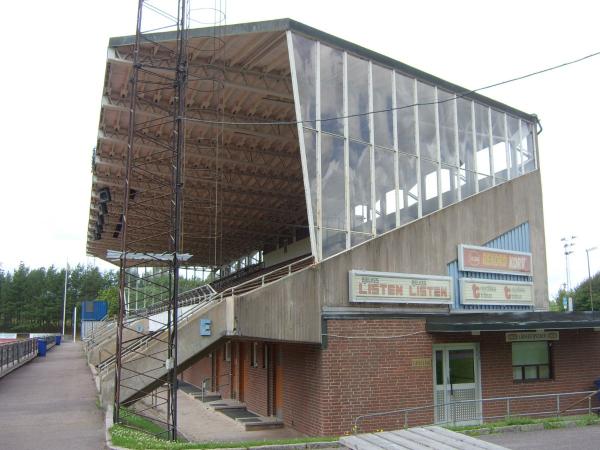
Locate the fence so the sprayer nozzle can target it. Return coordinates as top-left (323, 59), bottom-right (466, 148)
top-left (0, 338), bottom-right (38, 377)
top-left (354, 389), bottom-right (600, 432)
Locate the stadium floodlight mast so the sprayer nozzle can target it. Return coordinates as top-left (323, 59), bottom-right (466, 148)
top-left (561, 236), bottom-right (576, 292)
top-left (586, 247), bottom-right (598, 311)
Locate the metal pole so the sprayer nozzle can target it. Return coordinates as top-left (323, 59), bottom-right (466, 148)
top-left (73, 306), bottom-right (77, 343)
top-left (62, 262), bottom-right (68, 335)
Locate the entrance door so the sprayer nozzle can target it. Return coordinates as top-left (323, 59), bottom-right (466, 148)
top-left (433, 344), bottom-right (481, 425)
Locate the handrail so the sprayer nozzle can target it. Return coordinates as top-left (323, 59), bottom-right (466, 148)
top-left (353, 389), bottom-right (600, 432)
top-left (214, 255), bottom-right (314, 301)
top-left (0, 338), bottom-right (38, 376)
top-left (95, 255), bottom-right (314, 373)
top-left (97, 292), bottom-right (217, 373)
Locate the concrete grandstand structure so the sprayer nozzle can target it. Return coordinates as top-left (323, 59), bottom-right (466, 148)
top-left (86, 19), bottom-right (600, 437)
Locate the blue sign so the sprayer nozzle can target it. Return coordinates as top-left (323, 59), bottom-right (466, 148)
top-left (562, 297), bottom-right (568, 310)
top-left (200, 319), bottom-right (212, 336)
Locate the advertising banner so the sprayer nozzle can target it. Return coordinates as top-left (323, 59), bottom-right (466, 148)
top-left (460, 278), bottom-right (534, 306)
top-left (349, 270), bottom-right (453, 304)
top-left (459, 245), bottom-right (532, 276)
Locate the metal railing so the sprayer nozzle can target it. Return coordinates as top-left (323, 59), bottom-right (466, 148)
top-left (0, 338), bottom-right (38, 376)
top-left (354, 389), bottom-right (600, 432)
top-left (95, 255), bottom-right (314, 374)
top-left (213, 255), bottom-right (313, 300)
top-left (97, 291), bottom-right (217, 373)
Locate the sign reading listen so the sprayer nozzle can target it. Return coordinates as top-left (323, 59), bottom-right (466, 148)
top-left (349, 270), bottom-right (453, 304)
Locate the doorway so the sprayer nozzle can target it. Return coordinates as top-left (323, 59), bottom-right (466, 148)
top-left (433, 343), bottom-right (481, 425)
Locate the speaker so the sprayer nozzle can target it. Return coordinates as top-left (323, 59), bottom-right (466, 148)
top-left (98, 187), bottom-right (111, 203)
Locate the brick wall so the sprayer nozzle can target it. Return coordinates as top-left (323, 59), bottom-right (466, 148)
top-left (182, 354), bottom-right (212, 388)
top-left (318, 319), bottom-right (434, 435)
top-left (281, 342), bottom-right (325, 436)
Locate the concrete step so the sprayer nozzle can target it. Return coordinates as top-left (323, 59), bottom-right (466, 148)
top-left (242, 418), bottom-right (284, 431)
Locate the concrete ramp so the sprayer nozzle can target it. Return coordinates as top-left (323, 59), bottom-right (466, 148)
top-left (99, 296), bottom-right (233, 406)
top-left (340, 426), bottom-right (509, 450)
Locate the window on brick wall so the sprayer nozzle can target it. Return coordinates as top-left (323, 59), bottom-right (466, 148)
top-left (251, 342), bottom-right (259, 367)
top-left (224, 341), bottom-right (231, 362)
top-left (512, 341), bottom-right (552, 381)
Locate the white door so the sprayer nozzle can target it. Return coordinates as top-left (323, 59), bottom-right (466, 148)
top-left (433, 343), bottom-right (481, 425)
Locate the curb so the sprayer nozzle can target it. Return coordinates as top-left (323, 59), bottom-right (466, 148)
top-left (462, 418), bottom-right (599, 436)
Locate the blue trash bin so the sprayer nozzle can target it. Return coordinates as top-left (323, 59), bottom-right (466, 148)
top-left (55, 335), bottom-right (61, 346)
top-left (38, 339), bottom-right (47, 357)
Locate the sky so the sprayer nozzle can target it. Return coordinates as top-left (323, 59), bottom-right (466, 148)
top-left (0, 0), bottom-right (598, 299)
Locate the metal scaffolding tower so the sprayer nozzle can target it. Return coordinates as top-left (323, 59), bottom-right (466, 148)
top-left (112, 0), bottom-right (225, 440)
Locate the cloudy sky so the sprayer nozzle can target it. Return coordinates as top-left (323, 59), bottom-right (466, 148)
top-left (0, 0), bottom-right (598, 298)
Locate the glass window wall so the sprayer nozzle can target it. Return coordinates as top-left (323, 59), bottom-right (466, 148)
top-left (289, 32), bottom-right (538, 261)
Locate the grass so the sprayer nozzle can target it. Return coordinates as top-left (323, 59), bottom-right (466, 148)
top-left (446, 414), bottom-right (600, 435)
top-left (110, 409), bottom-right (338, 449)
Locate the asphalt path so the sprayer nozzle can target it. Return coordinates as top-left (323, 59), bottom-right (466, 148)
top-left (480, 424), bottom-right (600, 450)
top-left (0, 341), bottom-right (105, 450)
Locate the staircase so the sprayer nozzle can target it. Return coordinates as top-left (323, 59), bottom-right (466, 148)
top-left (91, 255), bottom-right (314, 408)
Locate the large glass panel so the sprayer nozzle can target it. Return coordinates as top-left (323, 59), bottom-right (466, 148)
top-left (350, 232), bottom-right (371, 247)
top-left (323, 229), bottom-right (346, 259)
top-left (349, 140), bottom-right (372, 234)
top-left (320, 45), bottom-right (343, 136)
top-left (321, 134), bottom-right (345, 230)
top-left (420, 158), bottom-right (438, 216)
top-left (372, 65), bottom-right (393, 149)
top-left (398, 153), bottom-right (419, 224)
top-left (396, 73), bottom-right (416, 155)
top-left (507, 115), bottom-right (522, 178)
top-left (449, 349), bottom-right (475, 384)
top-left (374, 147), bottom-right (396, 233)
top-left (303, 128), bottom-right (317, 225)
top-left (521, 121), bottom-right (536, 173)
top-left (347, 55), bottom-right (370, 142)
top-left (438, 90), bottom-right (457, 166)
top-left (475, 103), bottom-right (492, 191)
top-left (491, 109), bottom-right (508, 181)
top-left (292, 34), bottom-right (316, 129)
top-left (457, 98), bottom-right (475, 172)
top-left (417, 81), bottom-right (437, 162)
top-left (441, 164), bottom-right (459, 207)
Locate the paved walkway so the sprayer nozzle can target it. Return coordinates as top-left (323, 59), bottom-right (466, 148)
top-left (480, 424), bottom-right (600, 450)
top-left (0, 341), bottom-right (105, 450)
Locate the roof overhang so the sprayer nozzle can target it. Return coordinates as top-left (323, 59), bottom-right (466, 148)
top-left (426, 311), bottom-right (600, 333)
top-left (110, 18), bottom-right (537, 123)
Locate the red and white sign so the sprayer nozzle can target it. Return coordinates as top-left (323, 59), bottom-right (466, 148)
top-left (460, 278), bottom-right (534, 306)
top-left (349, 270), bottom-right (453, 304)
top-left (459, 245), bottom-right (532, 276)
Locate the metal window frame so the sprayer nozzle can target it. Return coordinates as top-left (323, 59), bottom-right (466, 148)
top-left (287, 31), bottom-right (318, 260)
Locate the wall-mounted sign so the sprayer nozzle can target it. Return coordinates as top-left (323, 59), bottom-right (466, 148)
top-left (349, 270), bottom-right (453, 304)
top-left (458, 245), bottom-right (533, 276)
top-left (460, 278), bottom-right (534, 306)
top-left (411, 358), bottom-right (432, 368)
top-left (506, 331), bottom-right (559, 342)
